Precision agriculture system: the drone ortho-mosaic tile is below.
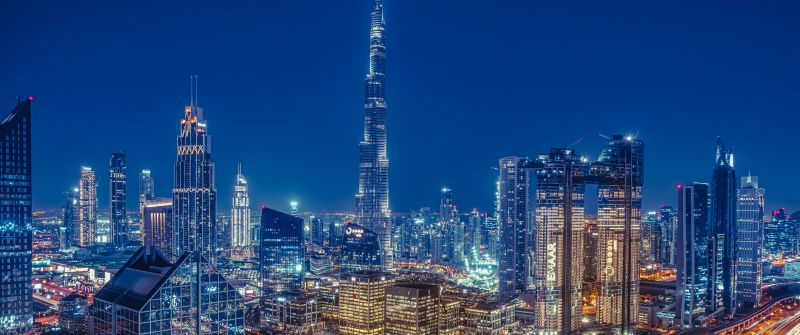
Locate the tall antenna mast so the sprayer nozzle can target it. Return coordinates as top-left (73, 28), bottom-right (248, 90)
top-left (189, 75), bottom-right (194, 107)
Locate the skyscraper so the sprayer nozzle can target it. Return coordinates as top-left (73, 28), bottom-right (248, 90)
top-left (658, 206), bottom-right (677, 265)
top-left (594, 135), bottom-right (643, 331)
top-left (355, 0), bottom-right (393, 270)
top-left (262, 290), bottom-right (324, 334)
top-left (169, 78), bottom-right (242, 334)
top-left (676, 183), bottom-right (711, 328)
top-left (497, 156), bottom-right (530, 302)
top-left (79, 166), bottom-right (97, 247)
top-left (765, 209), bottom-right (796, 257)
top-left (0, 98), bottom-right (33, 334)
top-left (439, 187), bottom-right (464, 267)
top-left (709, 137), bottom-right (737, 317)
top-left (341, 222), bottom-right (383, 273)
top-left (139, 169), bottom-right (154, 207)
top-left (90, 247), bottom-right (244, 334)
top-left (260, 206), bottom-right (305, 293)
top-left (735, 174), bottom-right (764, 312)
top-left (338, 272), bottom-right (393, 335)
top-left (230, 163), bottom-right (251, 250)
top-left (530, 148), bottom-right (586, 332)
top-left (172, 77), bottom-right (217, 263)
top-left (385, 283), bottom-right (441, 335)
top-left (141, 197), bottom-right (172, 257)
top-left (109, 152), bottom-right (128, 247)
top-left (63, 188), bottom-right (80, 250)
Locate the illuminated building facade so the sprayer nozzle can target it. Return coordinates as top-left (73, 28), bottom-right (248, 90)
top-left (230, 163), bottom-right (251, 249)
top-left (462, 302), bottom-right (518, 335)
top-left (63, 188), bottom-right (80, 250)
top-left (0, 98), bottom-right (33, 334)
top-left (385, 283), bottom-right (440, 335)
top-left (497, 156), bottom-right (530, 302)
top-left (676, 183), bottom-right (711, 328)
top-left (142, 197), bottom-right (172, 257)
top-left (139, 169), bottom-right (155, 203)
top-left (594, 135), bottom-right (643, 331)
top-left (530, 148), bottom-right (586, 332)
top-left (465, 209), bottom-right (483, 265)
top-left (641, 211), bottom-right (658, 263)
top-left (79, 166), bottom-right (97, 247)
top-left (90, 247), bottom-right (244, 334)
top-left (355, 0), bottom-right (393, 271)
top-left (709, 137), bottom-right (737, 317)
top-left (109, 151), bottom-right (128, 247)
top-left (172, 78), bottom-right (217, 263)
top-left (262, 290), bottom-right (324, 335)
top-left (311, 216), bottom-right (324, 246)
top-left (260, 206), bottom-right (304, 293)
top-left (658, 206), bottom-right (677, 265)
top-left (166, 79), bottom-right (244, 333)
top-left (338, 271), bottom-right (393, 335)
top-left (765, 208), bottom-right (795, 257)
top-left (341, 222), bottom-right (382, 273)
top-left (439, 299), bottom-right (461, 335)
top-left (735, 174), bottom-right (764, 312)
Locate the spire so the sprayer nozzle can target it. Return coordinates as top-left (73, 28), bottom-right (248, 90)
top-left (715, 136), bottom-right (724, 163)
top-left (237, 162), bottom-right (242, 176)
top-left (189, 75), bottom-right (199, 107)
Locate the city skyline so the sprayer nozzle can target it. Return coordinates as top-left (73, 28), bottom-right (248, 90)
top-left (4, 2), bottom-right (800, 213)
top-left (6, 1), bottom-right (800, 334)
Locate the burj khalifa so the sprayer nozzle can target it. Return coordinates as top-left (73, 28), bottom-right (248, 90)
top-left (355, 0), bottom-right (392, 270)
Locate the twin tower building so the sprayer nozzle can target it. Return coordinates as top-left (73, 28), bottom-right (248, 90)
top-left (498, 135), bottom-right (644, 333)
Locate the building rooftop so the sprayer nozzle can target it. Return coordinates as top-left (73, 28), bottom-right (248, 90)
top-left (93, 247), bottom-right (188, 311)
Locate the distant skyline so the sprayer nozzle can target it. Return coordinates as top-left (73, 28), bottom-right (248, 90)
top-left (3, 0), bottom-right (800, 212)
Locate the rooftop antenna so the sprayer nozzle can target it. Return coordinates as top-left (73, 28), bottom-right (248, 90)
top-left (189, 75), bottom-right (194, 107)
top-left (238, 162), bottom-right (242, 176)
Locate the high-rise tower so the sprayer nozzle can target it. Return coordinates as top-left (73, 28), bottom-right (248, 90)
top-left (109, 152), bottom-right (127, 247)
top-left (0, 98), bottom-right (33, 334)
top-left (676, 183), bottom-right (712, 328)
top-left (231, 163), bottom-right (251, 250)
top-left (170, 78), bottom-right (243, 334)
top-left (531, 148), bottom-right (586, 332)
top-left (172, 76), bottom-right (217, 263)
top-left (356, 0), bottom-right (392, 270)
top-left (735, 174), bottom-right (764, 312)
top-left (710, 137), bottom-right (737, 317)
top-left (594, 135), bottom-right (643, 332)
top-left (139, 169), bottom-right (154, 204)
top-left (497, 156), bottom-right (530, 302)
top-left (79, 166), bottom-right (97, 247)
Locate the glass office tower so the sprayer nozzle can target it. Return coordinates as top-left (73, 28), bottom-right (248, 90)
top-left (709, 137), bottom-right (737, 317)
top-left (735, 174), bottom-right (764, 312)
top-left (90, 247), bottom-right (244, 334)
top-left (172, 77), bottom-right (217, 263)
top-left (341, 222), bottom-right (382, 273)
top-left (0, 98), bottom-right (33, 334)
top-left (497, 156), bottom-right (530, 302)
top-left (676, 183), bottom-right (711, 328)
top-left (109, 152), bottom-right (128, 247)
top-left (260, 206), bottom-right (305, 293)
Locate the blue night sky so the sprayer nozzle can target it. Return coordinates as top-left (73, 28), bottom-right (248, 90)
top-left (2, 1), bottom-right (799, 214)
